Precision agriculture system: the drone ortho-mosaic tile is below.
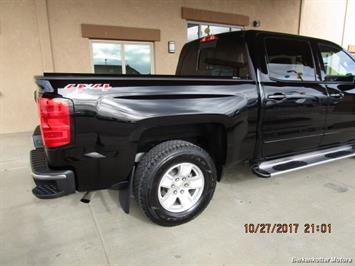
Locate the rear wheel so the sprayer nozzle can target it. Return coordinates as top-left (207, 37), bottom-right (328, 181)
top-left (133, 140), bottom-right (217, 226)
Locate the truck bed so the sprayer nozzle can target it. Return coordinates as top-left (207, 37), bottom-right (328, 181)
top-left (34, 72), bottom-right (259, 191)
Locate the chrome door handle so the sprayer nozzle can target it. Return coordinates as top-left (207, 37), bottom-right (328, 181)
top-left (267, 93), bottom-right (287, 101)
top-left (330, 92), bottom-right (344, 98)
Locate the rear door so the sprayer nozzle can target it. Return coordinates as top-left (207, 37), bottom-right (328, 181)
top-left (316, 41), bottom-right (355, 146)
top-left (259, 35), bottom-right (328, 158)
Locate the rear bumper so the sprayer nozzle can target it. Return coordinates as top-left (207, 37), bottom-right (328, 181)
top-left (30, 148), bottom-right (76, 199)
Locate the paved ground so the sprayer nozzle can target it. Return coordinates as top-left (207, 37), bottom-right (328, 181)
top-left (0, 132), bottom-right (354, 266)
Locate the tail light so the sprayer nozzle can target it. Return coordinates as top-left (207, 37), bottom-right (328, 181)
top-left (38, 97), bottom-right (71, 148)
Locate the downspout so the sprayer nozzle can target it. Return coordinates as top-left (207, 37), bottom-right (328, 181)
top-left (34, 0), bottom-right (55, 72)
top-left (341, 0), bottom-right (349, 48)
top-left (297, 0), bottom-right (303, 35)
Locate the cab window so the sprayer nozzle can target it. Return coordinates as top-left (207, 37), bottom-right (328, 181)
top-left (197, 36), bottom-right (250, 78)
top-left (265, 37), bottom-right (316, 81)
top-left (318, 43), bottom-right (355, 82)
top-left (177, 33), bottom-right (251, 79)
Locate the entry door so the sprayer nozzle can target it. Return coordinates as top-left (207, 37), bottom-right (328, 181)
top-left (260, 36), bottom-right (328, 158)
top-left (317, 42), bottom-right (355, 146)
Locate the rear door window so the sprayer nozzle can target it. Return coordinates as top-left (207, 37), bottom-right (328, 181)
top-left (318, 43), bottom-right (355, 82)
top-left (265, 37), bottom-right (316, 81)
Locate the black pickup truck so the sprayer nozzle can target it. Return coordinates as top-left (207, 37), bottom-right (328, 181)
top-left (30, 30), bottom-right (355, 226)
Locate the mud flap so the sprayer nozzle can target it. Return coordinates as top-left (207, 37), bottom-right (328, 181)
top-left (118, 166), bottom-right (135, 214)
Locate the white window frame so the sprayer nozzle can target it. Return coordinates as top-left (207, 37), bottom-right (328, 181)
top-left (186, 20), bottom-right (243, 41)
top-left (90, 40), bottom-right (155, 74)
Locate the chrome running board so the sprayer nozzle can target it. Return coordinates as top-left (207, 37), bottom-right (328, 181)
top-left (253, 145), bottom-right (355, 177)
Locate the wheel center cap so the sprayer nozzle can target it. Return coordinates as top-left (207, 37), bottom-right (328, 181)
top-left (174, 177), bottom-right (184, 187)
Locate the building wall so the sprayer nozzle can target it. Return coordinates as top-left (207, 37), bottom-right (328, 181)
top-left (343, 0), bottom-right (355, 51)
top-left (0, 0), bottom-right (46, 134)
top-left (300, 0), bottom-right (355, 49)
top-left (0, 0), bottom-right (302, 133)
top-left (47, 0), bottom-right (301, 75)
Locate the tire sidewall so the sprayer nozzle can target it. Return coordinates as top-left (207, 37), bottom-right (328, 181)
top-left (144, 149), bottom-right (216, 224)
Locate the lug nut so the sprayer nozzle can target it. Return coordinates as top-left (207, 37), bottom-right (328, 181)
top-left (184, 183), bottom-right (189, 187)
top-left (175, 178), bottom-right (179, 182)
top-left (182, 177), bottom-right (186, 181)
top-left (171, 184), bottom-right (175, 188)
top-left (180, 190), bottom-right (184, 194)
top-left (173, 190), bottom-right (178, 194)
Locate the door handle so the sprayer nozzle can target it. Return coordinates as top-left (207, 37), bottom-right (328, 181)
top-left (267, 93), bottom-right (287, 101)
top-left (330, 92), bottom-right (344, 99)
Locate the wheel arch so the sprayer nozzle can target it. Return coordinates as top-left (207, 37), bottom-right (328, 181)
top-left (136, 123), bottom-right (227, 180)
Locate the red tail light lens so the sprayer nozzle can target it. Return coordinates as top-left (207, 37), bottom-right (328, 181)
top-left (200, 35), bottom-right (218, 43)
top-left (38, 97), bottom-right (71, 148)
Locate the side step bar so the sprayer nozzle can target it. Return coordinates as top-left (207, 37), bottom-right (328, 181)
top-left (253, 145), bottom-right (355, 177)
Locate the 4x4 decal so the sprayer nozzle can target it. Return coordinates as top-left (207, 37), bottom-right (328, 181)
top-left (64, 83), bottom-right (111, 91)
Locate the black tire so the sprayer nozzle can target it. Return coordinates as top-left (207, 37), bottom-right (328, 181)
top-left (133, 140), bottom-right (217, 226)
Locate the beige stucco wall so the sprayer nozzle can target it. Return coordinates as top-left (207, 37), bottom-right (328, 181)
top-left (1, 0), bottom-right (301, 133)
top-left (48, 0), bottom-right (301, 75)
top-left (300, 0), bottom-right (346, 44)
top-left (0, 0), bottom-right (48, 134)
top-left (343, 0), bottom-right (355, 51)
top-left (300, 0), bottom-right (355, 49)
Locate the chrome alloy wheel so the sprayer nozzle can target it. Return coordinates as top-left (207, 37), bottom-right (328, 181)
top-left (158, 162), bottom-right (205, 213)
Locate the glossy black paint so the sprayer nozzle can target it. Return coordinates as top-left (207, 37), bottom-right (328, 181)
top-left (320, 82), bottom-right (355, 145)
top-left (260, 81), bottom-right (328, 158)
top-left (34, 30), bottom-right (355, 191)
top-left (37, 77), bottom-right (258, 191)
top-left (253, 33), bottom-right (328, 158)
top-left (314, 41), bottom-right (355, 147)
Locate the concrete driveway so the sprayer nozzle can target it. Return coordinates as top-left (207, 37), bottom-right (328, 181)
top-left (1, 132), bottom-right (354, 265)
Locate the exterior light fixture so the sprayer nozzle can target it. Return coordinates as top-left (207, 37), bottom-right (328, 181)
top-left (253, 20), bottom-right (261, 28)
top-left (168, 41), bottom-right (176, 53)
